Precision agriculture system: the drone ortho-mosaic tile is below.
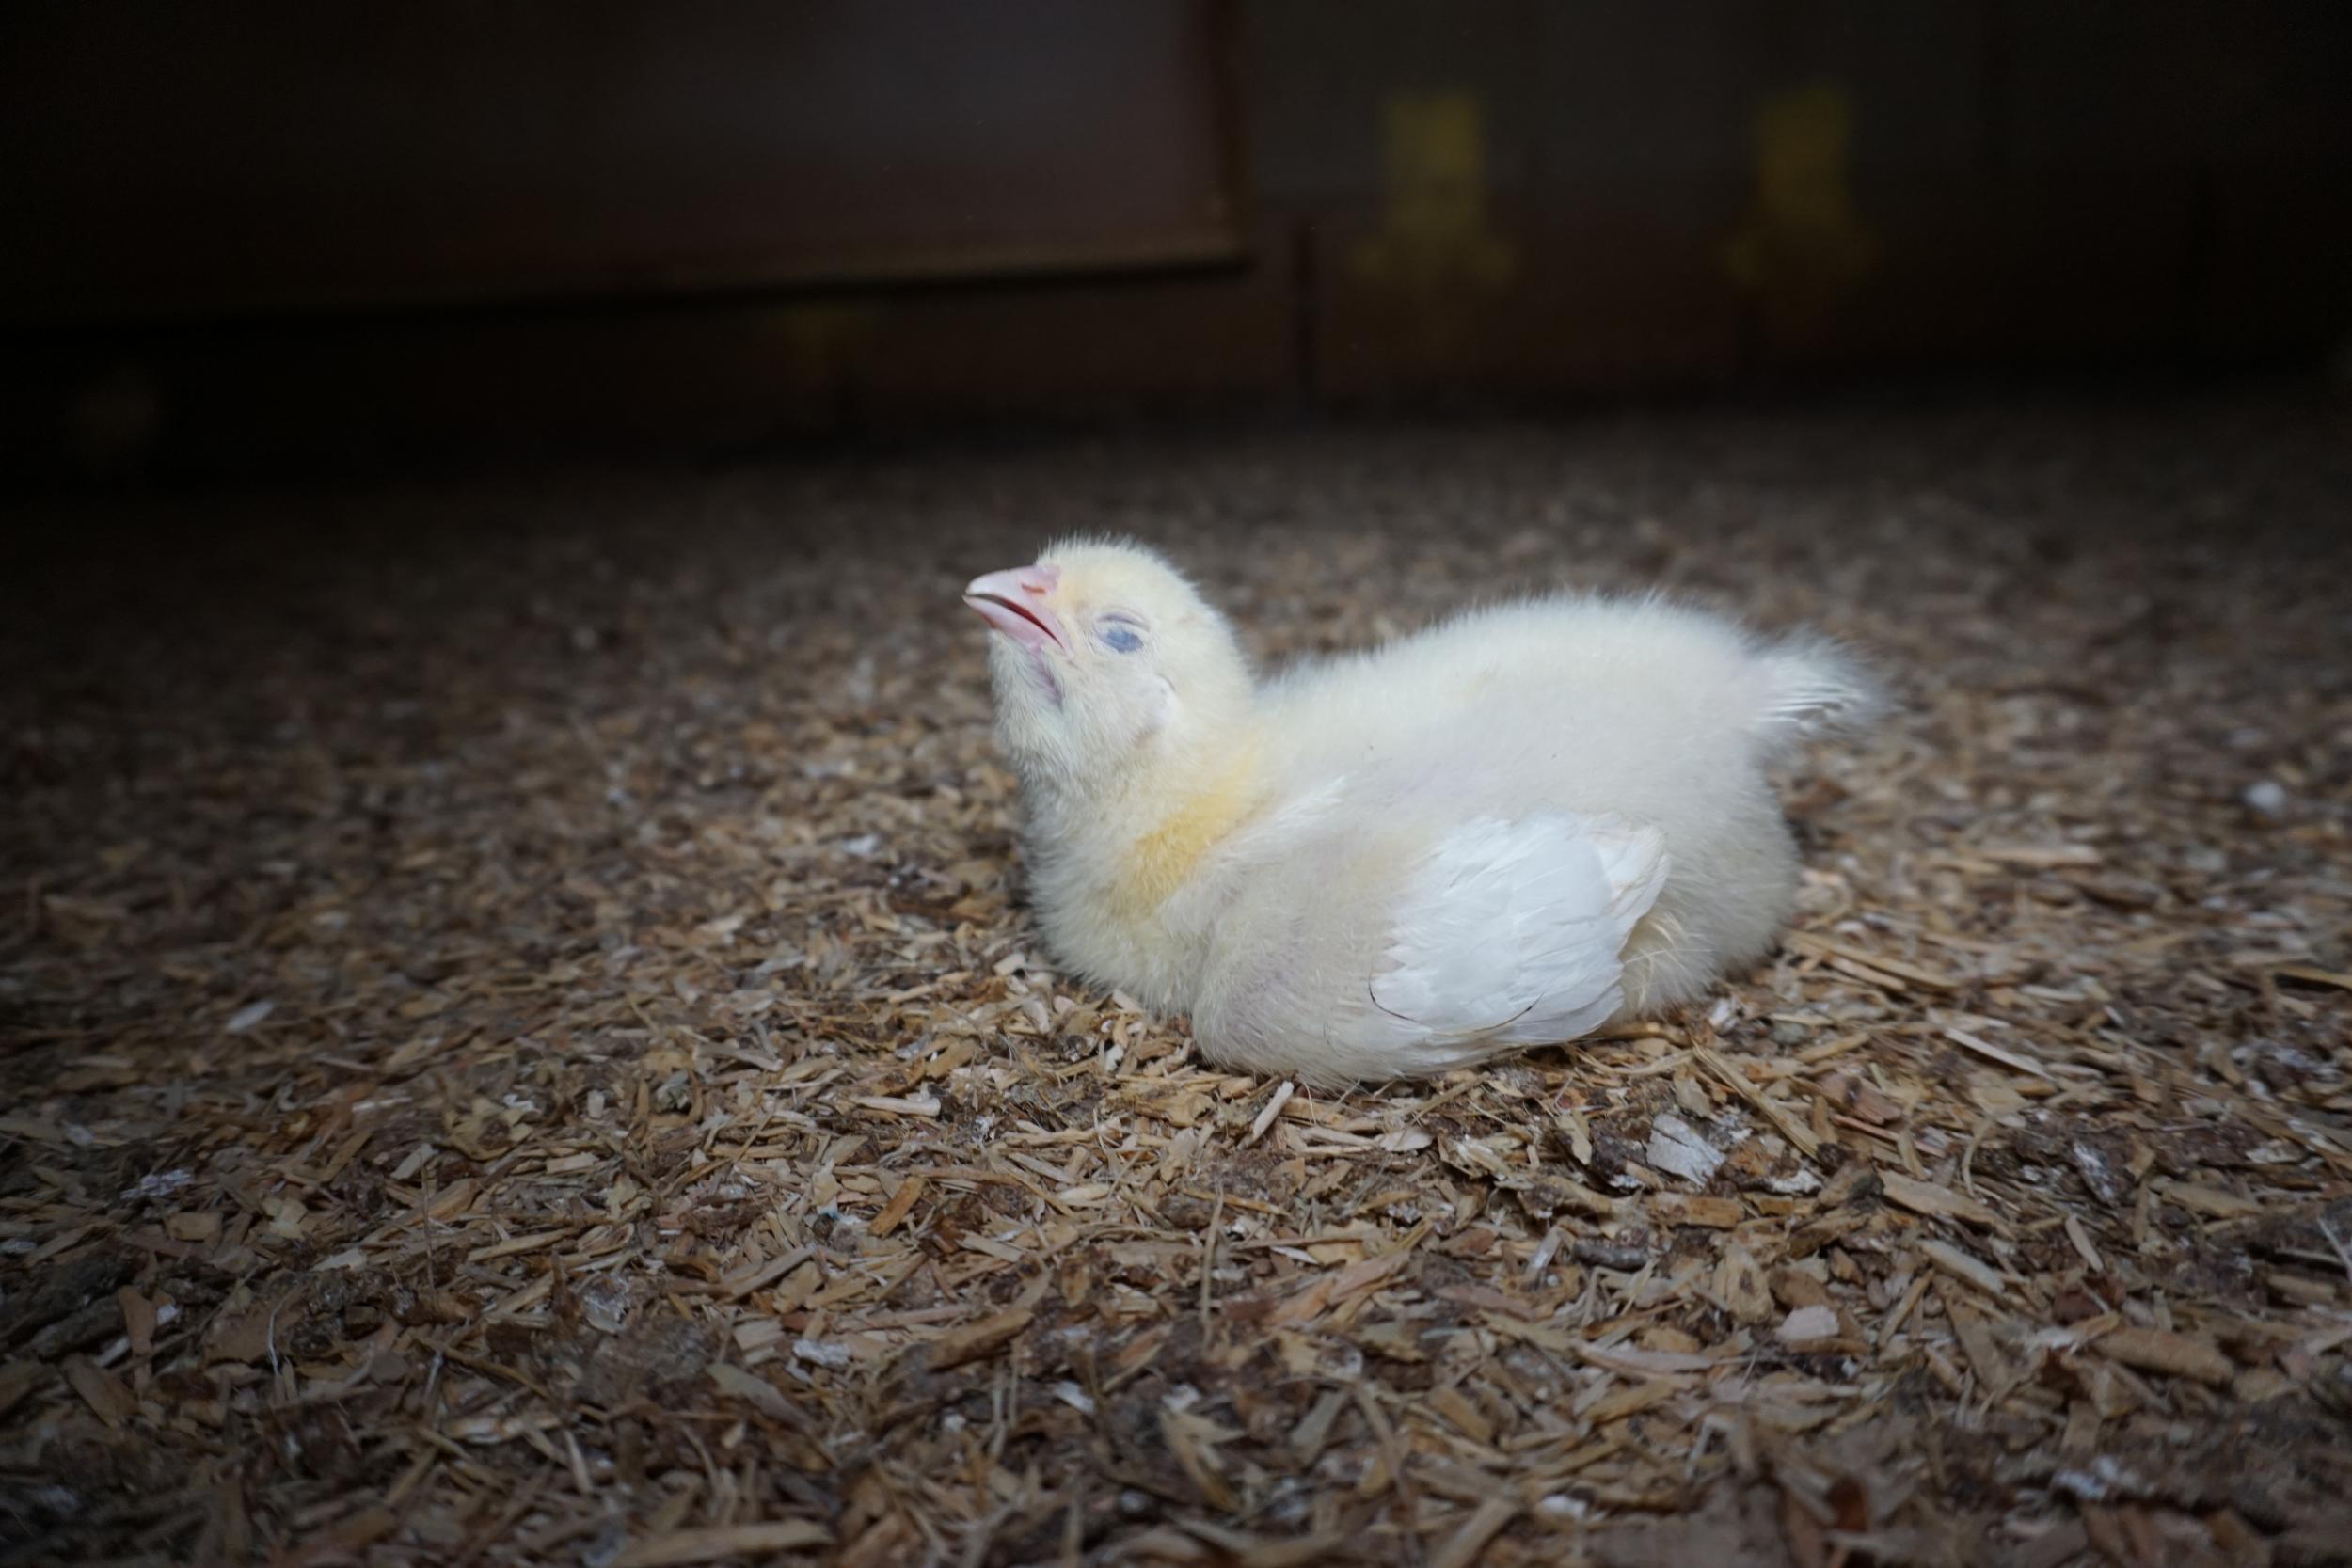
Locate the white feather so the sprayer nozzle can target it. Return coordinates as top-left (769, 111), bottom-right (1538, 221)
top-left (1358, 816), bottom-right (1668, 1073)
top-left (1744, 633), bottom-right (1888, 763)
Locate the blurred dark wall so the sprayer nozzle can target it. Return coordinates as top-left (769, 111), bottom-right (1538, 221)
top-left (5, 0), bottom-right (2349, 482)
top-left (4, 2), bottom-right (1242, 315)
top-left (1248, 0), bottom-right (2352, 396)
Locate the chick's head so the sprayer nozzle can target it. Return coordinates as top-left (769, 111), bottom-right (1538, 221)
top-left (965, 539), bottom-right (1250, 793)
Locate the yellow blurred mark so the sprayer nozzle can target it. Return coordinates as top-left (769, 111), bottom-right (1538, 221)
top-left (1724, 82), bottom-right (1877, 339)
top-left (1351, 92), bottom-right (1518, 302)
top-left (1117, 741), bottom-right (1265, 917)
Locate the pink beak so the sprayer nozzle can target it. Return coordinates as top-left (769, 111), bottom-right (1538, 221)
top-left (963, 563), bottom-right (1067, 654)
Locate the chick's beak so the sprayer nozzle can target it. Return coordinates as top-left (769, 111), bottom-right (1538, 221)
top-left (963, 564), bottom-right (1067, 654)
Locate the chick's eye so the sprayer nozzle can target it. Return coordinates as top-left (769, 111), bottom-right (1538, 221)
top-left (1101, 623), bottom-right (1144, 653)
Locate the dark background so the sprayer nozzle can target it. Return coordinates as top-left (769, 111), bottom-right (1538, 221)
top-left (4, 0), bottom-right (2350, 483)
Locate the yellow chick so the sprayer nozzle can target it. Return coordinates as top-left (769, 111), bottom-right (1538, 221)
top-left (966, 540), bottom-right (1883, 1085)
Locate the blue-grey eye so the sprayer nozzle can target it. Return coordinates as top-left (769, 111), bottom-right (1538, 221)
top-left (1102, 623), bottom-right (1143, 653)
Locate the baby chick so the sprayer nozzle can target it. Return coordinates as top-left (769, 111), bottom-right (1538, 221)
top-left (965, 539), bottom-right (1883, 1085)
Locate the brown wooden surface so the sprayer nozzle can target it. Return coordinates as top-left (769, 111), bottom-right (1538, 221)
top-left (0, 0), bottom-right (1243, 324)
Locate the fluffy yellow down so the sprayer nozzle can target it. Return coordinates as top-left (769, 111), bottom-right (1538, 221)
top-left (1114, 741), bottom-right (1265, 918)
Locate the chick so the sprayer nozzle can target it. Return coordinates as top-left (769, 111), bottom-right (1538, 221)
top-left (965, 539), bottom-right (1883, 1085)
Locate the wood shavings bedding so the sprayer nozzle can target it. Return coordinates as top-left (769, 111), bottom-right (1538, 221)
top-left (3, 393), bottom-right (2348, 1564)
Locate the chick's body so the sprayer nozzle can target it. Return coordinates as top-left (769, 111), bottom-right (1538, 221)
top-left (968, 542), bottom-right (1880, 1085)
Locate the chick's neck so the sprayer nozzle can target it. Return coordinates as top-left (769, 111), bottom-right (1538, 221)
top-left (1112, 728), bottom-right (1268, 917)
top-left (1025, 712), bottom-right (1269, 924)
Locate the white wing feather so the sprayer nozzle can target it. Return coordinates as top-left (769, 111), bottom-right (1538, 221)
top-left (1361, 816), bottom-right (1667, 1072)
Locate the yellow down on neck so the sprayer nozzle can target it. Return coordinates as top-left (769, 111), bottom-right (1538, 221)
top-left (1115, 738), bottom-right (1265, 917)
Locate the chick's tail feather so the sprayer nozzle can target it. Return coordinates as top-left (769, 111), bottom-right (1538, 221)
top-left (1743, 633), bottom-right (1888, 764)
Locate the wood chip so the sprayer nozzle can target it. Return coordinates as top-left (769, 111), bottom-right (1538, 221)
top-left (1652, 1193), bottom-right (1744, 1229)
top-left (1248, 1081), bottom-right (1296, 1146)
top-left (62, 1356), bottom-right (135, 1427)
top-left (1429, 1496), bottom-right (1518, 1568)
top-left (1777, 1305), bottom-right (1840, 1346)
top-left (1974, 844), bottom-right (2103, 869)
top-left (1918, 1238), bottom-right (2008, 1299)
top-left (1880, 1171), bottom-right (2001, 1229)
top-left (1646, 1114), bottom-right (1724, 1185)
top-left (923, 1308), bottom-right (1034, 1370)
top-left (1699, 1049), bottom-right (1822, 1156)
top-left (1264, 1248), bottom-right (1418, 1328)
top-left (1941, 1289), bottom-right (2022, 1401)
top-left (1940, 1023), bottom-right (2053, 1081)
top-left (869, 1174), bottom-right (926, 1237)
top-left (707, 1364), bottom-right (814, 1429)
top-left (720, 1245), bottom-right (816, 1303)
top-left (2096, 1326), bottom-right (2235, 1386)
top-left (1716, 1243), bottom-right (1773, 1323)
top-left (850, 1093), bottom-right (942, 1117)
top-left (612, 1520), bottom-right (834, 1567)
